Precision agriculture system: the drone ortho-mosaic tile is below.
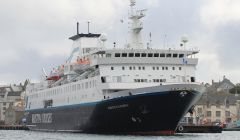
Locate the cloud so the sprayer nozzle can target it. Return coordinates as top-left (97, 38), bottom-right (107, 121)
top-left (0, 0), bottom-right (239, 85)
top-left (200, 0), bottom-right (240, 28)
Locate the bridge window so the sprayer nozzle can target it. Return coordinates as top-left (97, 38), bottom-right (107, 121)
top-left (173, 54), bottom-right (178, 58)
top-left (141, 53), bottom-right (147, 57)
top-left (115, 53), bottom-right (120, 57)
top-left (135, 53), bottom-right (140, 57)
top-left (122, 66), bottom-right (125, 70)
top-left (148, 53), bottom-right (153, 57)
top-left (122, 53), bottom-right (127, 57)
top-left (179, 54), bottom-right (184, 58)
top-left (166, 53), bottom-right (172, 57)
top-left (154, 53), bottom-right (159, 57)
top-left (160, 53), bottom-right (165, 57)
top-left (111, 67), bottom-right (114, 70)
top-left (179, 67), bottom-right (182, 70)
top-left (129, 53), bottom-right (134, 57)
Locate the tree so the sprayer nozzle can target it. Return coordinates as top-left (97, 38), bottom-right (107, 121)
top-left (229, 86), bottom-right (240, 94)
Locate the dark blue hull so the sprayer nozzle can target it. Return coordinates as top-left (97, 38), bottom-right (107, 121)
top-left (25, 90), bottom-right (202, 134)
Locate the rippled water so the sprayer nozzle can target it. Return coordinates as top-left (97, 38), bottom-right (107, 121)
top-left (0, 130), bottom-right (239, 140)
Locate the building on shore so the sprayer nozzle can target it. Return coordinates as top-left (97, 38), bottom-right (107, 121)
top-left (182, 76), bottom-right (240, 126)
top-left (0, 82), bottom-right (26, 125)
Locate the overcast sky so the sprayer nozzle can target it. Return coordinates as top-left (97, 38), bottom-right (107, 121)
top-left (0, 0), bottom-right (239, 85)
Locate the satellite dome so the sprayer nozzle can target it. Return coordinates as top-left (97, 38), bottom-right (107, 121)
top-left (100, 33), bottom-right (107, 42)
top-left (181, 35), bottom-right (188, 43)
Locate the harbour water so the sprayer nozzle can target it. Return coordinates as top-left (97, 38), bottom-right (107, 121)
top-left (0, 131), bottom-right (239, 140)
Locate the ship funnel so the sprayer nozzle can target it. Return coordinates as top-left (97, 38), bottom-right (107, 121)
top-left (77, 22), bottom-right (79, 35)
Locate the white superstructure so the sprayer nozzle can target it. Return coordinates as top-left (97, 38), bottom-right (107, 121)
top-left (25, 0), bottom-right (200, 111)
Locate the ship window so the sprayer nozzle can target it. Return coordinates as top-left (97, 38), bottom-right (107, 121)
top-left (115, 53), bottom-right (120, 57)
top-left (44, 100), bottom-right (53, 108)
top-left (141, 53), bottom-right (147, 57)
top-left (154, 53), bottom-right (159, 57)
top-left (156, 79), bottom-right (160, 82)
top-left (162, 67), bottom-right (165, 70)
top-left (191, 77), bottom-right (195, 82)
top-left (165, 67), bottom-right (168, 70)
top-left (135, 53), bottom-right (140, 57)
top-left (166, 53), bottom-right (172, 57)
top-left (133, 66), bottom-right (136, 70)
top-left (101, 77), bottom-right (106, 83)
top-left (142, 66), bottom-right (145, 70)
top-left (122, 66), bottom-right (125, 70)
top-left (160, 53), bottom-right (165, 57)
top-left (129, 53), bottom-right (134, 57)
top-left (122, 53), bottom-right (127, 57)
top-left (106, 54), bottom-right (111, 57)
top-left (156, 67), bottom-right (159, 70)
top-left (138, 66), bottom-right (141, 70)
top-left (179, 67), bottom-right (182, 70)
top-left (172, 67), bottom-right (175, 70)
top-left (173, 54), bottom-right (178, 58)
top-left (148, 53), bottom-right (153, 57)
top-left (111, 67), bottom-right (114, 70)
top-left (129, 66), bottom-right (132, 70)
top-left (137, 79), bottom-right (141, 82)
top-left (152, 67), bottom-right (155, 70)
top-left (141, 79), bottom-right (144, 82)
top-left (179, 54), bottom-right (184, 58)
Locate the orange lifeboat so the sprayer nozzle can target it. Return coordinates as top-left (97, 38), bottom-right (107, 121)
top-left (46, 75), bottom-right (61, 81)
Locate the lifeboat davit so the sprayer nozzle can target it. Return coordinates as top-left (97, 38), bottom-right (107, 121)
top-left (46, 75), bottom-right (61, 81)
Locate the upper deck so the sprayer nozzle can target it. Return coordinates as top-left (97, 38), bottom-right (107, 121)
top-left (83, 48), bottom-right (199, 66)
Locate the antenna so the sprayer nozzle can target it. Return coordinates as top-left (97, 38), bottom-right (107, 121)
top-left (87, 21), bottom-right (90, 34)
top-left (149, 32), bottom-right (152, 48)
top-left (130, 0), bottom-right (136, 6)
top-left (181, 35), bottom-right (189, 50)
top-left (77, 22), bottom-right (79, 34)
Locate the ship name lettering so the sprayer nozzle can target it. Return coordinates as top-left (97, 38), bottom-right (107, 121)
top-left (32, 113), bottom-right (52, 124)
top-left (108, 104), bottom-right (128, 110)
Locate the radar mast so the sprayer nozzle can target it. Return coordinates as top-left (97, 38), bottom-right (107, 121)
top-left (128, 0), bottom-right (146, 49)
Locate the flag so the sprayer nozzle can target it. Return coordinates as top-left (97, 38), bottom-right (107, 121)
top-left (182, 58), bottom-right (188, 64)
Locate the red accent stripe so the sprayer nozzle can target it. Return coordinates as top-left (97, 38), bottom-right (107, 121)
top-left (158, 130), bottom-right (175, 135)
top-left (131, 130), bottom-right (175, 135)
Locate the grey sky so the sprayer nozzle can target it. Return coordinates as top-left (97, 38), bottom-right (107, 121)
top-left (0, 0), bottom-right (239, 84)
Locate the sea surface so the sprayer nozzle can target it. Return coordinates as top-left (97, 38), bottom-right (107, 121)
top-left (0, 130), bottom-right (239, 140)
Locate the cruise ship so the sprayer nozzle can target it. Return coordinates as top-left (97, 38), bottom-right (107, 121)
top-left (25, 0), bottom-right (205, 135)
